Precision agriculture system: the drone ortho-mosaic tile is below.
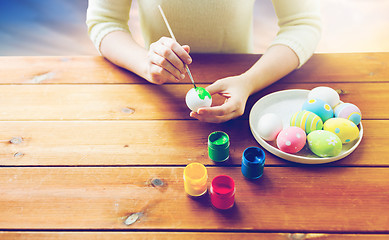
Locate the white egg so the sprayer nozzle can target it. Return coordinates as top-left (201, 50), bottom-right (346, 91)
top-left (308, 86), bottom-right (340, 108)
top-left (185, 87), bottom-right (212, 112)
top-left (257, 113), bottom-right (283, 141)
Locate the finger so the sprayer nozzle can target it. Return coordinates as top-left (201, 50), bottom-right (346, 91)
top-left (154, 45), bottom-right (184, 72)
top-left (182, 45), bottom-right (190, 54)
top-left (190, 110), bottom-right (236, 123)
top-left (149, 51), bottom-right (185, 80)
top-left (149, 64), bottom-right (179, 84)
top-left (191, 99), bottom-right (239, 122)
top-left (159, 37), bottom-right (192, 65)
top-left (198, 100), bottom-right (237, 117)
top-left (150, 41), bottom-right (185, 75)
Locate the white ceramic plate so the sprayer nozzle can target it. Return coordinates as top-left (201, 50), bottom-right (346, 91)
top-left (249, 89), bottom-right (363, 164)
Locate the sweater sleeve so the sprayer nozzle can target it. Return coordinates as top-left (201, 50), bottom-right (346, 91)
top-left (271, 0), bottom-right (322, 68)
top-left (86, 0), bottom-right (132, 54)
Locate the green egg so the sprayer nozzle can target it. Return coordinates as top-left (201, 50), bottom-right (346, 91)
top-left (307, 130), bottom-right (342, 158)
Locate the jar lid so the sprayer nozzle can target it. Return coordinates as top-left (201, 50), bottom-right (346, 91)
top-left (210, 175), bottom-right (235, 198)
top-left (208, 131), bottom-right (230, 150)
top-left (183, 162), bottom-right (208, 184)
top-left (242, 147), bottom-right (265, 167)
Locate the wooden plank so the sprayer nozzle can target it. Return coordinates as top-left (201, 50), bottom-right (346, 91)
top-left (0, 53), bottom-right (388, 84)
top-left (0, 56), bottom-right (143, 84)
top-left (0, 82), bottom-right (386, 121)
top-left (0, 55), bottom-right (256, 84)
top-left (281, 52), bottom-right (389, 83)
top-left (0, 232), bottom-right (388, 240)
top-left (0, 167), bottom-right (388, 232)
top-left (193, 52), bottom-right (389, 83)
top-left (0, 120), bottom-right (386, 167)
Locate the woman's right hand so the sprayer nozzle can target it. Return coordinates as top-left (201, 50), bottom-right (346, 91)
top-left (146, 37), bottom-right (192, 85)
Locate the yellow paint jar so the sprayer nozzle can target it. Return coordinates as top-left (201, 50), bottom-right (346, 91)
top-left (183, 163), bottom-right (208, 197)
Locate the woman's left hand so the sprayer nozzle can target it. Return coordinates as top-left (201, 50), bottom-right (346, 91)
top-left (190, 75), bottom-right (252, 123)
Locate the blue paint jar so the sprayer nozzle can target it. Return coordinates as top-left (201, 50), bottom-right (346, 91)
top-left (241, 147), bottom-right (265, 179)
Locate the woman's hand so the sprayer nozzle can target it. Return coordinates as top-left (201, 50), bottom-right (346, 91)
top-left (190, 75), bottom-right (252, 123)
top-left (146, 37), bottom-right (192, 85)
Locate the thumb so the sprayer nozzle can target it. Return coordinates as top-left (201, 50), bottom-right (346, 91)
top-left (206, 80), bottom-right (225, 96)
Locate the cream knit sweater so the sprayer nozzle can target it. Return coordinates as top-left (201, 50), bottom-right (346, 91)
top-left (86, 0), bottom-right (321, 67)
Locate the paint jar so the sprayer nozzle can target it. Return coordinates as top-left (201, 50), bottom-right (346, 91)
top-left (241, 147), bottom-right (265, 179)
top-left (208, 131), bottom-right (230, 162)
top-left (210, 175), bottom-right (235, 210)
top-left (183, 163), bottom-right (208, 197)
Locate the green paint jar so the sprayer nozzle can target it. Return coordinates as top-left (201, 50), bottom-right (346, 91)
top-left (208, 131), bottom-right (230, 162)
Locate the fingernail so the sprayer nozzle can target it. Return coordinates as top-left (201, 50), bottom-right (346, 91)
top-left (188, 58), bottom-right (192, 64)
top-left (180, 74), bottom-right (185, 79)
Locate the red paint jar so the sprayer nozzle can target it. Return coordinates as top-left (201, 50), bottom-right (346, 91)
top-left (210, 175), bottom-right (235, 210)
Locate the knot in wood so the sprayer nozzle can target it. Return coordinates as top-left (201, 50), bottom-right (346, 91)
top-left (10, 137), bottom-right (23, 144)
top-left (32, 71), bottom-right (55, 83)
top-left (151, 178), bottom-right (164, 187)
top-left (122, 107), bottom-right (135, 114)
top-left (124, 212), bottom-right (142, 226)
top-left (14, 152), bottom-right (24, 158)
top-left (288, 233), bottom-right (306, 240)
top-left (335, 89), bottom-right (347, 95)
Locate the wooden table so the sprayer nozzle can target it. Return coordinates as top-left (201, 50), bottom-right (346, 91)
top-left (0, 53), bottom-right (388, 239)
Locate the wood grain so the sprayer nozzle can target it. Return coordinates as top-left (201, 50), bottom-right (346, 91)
top-left (0, 120), bottom-right (386, 167)
top-left (0, 53), bottom-right (388, 84)
top-left (0, 167), bottom-right (388, 232)
top-left (0, 82), bottom-right (386, 121)
top-left (0, 56), bottom-right (142, 84)
top-left (280, 52), bottom-right (389, 83)
top-left (0, 232), bottom-right (388, 240)
top-left (0, 54), bottom-right (388, 238)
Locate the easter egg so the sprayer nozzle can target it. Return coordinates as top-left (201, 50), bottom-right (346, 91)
top-left (302, 98), bottom-right (334, 122)
top-left (307, 130), bottom-right (342, 157)
top-left (323, 118), bottom-right (359, 144)
top-left (257, 113), bottom-right (283, 141)
top-left (308, 86), bottom-right (340, 108)
top-left (334, 102), bottom-right (362, 125)
top-left (276, 127), bottom-right (307, 154)
top-left (290, 110), bottom-right (323, 134)
top-left (185, 87), bottom-right (212, 112)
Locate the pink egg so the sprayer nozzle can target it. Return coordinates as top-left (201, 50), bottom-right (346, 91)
top-left (276, 127), bottom-right (307, 154)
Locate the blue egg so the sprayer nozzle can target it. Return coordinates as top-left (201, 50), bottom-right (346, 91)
top-left (302, 98), bottom-right (334, 123)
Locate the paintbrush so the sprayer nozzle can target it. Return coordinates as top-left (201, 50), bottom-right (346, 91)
top-left (158, 5), bottom-right (197, 89)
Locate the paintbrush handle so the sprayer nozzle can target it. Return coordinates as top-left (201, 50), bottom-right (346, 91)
top-left (185, 65), bottom-right (197, 88)
top-left (158, 5), bottom-right (197, 88)
top-left (158, 5), bottom-right (177, 41)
